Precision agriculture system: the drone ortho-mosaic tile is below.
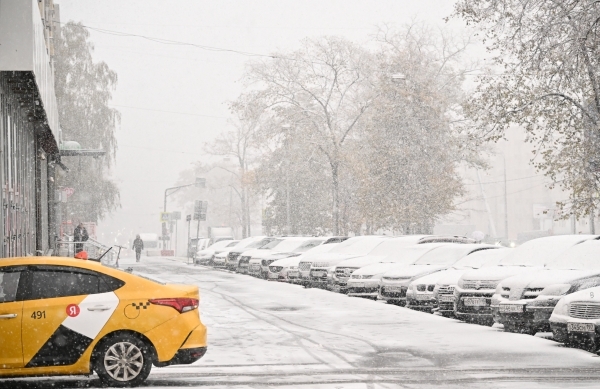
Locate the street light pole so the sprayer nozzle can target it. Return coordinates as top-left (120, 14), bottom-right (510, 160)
top-left (162, 177), bottom-right (205, 251)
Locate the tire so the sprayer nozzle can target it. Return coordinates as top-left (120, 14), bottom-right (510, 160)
top-left (93, 333), bottom-right (154, 387)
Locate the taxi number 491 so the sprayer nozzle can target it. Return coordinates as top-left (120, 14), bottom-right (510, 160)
top-left (31, 310), bottom-right (46, 319)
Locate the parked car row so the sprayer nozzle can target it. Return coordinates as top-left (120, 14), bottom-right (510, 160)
top-left (198, 233), bottom-right (600, 354)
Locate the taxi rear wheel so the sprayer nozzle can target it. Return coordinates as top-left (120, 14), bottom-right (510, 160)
top-left (94, 334), bottom-right (153, 387)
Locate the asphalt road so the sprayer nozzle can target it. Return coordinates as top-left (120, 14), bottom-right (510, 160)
top-left (5, 256), bottom-right (600, 389)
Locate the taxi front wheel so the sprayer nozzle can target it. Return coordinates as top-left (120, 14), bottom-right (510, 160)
top-left (93, 334), bottom-right (154, 387)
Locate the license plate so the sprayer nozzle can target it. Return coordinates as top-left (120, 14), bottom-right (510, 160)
top-left (464, 297), bottom-right (487, 306)
top-left (439, 295), bottom-right (455, 302)
top-left (288, 271), bottom-right (298, 277)
top-left (568, 322), bottom-right (595, 333)
top-left (312, 271), bottom-right (325, 277)
top-left (386, 286), bottom-right (401, 292)
top-left (353, 282), bottom-right (365, 288)
top-left (499, 304), bottom-right (523, 313)
top-left (415, 294), bottom-right (431, 301)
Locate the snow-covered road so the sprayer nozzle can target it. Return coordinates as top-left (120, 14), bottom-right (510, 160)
top-left (5, 256), bottom-right (600, 388)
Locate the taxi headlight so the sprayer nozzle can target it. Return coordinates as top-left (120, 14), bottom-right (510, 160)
top-left (553, 298), bottom-right (569, 316)
top-left (540, 283), bottom-right (572, 296)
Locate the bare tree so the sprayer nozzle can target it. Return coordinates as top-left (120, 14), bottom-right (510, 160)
top-left (246, 37), bottom-right (376, 234)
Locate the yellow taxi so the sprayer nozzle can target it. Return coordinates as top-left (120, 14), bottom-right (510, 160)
top-left (0, 256), bottom-right (207, 387)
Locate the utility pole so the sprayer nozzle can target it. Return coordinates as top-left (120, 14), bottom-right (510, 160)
top-left (282, 124), bottom-right (292, 235)
top-left (503, 156), bottom-right (509, 241)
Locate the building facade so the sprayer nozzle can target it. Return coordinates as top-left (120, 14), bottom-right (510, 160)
top-left (0, 0), bottom-right (61, 256)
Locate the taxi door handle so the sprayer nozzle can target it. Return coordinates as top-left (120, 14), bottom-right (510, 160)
top-left (87, 305), bottom-right (111, 311)
top-left (0, 313), bottom-right (17, 319)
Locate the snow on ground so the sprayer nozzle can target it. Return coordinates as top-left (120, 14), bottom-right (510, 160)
top-left (4, 255), bottom-right (600, 388)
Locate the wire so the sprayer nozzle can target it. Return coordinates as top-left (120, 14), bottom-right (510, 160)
top-left (463, 174), bottom-right (542, 185)
top-left (109, 104), bottom-right (228, 119)
top-left (59, 21), bottom-right (288, 60)
top-left (455, 180), bottom-right (550, 206)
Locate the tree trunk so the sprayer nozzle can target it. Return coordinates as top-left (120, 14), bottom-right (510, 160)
top-left (331, 162), bottom-right (340, 235)
top-left (241, 187), bottom-right (248, 238)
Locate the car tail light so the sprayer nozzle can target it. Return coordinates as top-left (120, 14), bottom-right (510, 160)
top-left (149, 298), bottom-right (199, 313)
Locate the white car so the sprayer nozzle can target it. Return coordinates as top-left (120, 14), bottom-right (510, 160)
top-left (332, 236), bottom-right (428, 291)
top-left (347, 244), bottom-right (448, 299)
top-left (302, 236), bottom-right (390, 287)
top-left (235, 237), bottom-right (279, 274)
top-left (378, 244), bottom-right (497, 305)
top-left (493, 239), bottom-right (600, 334)
top-left (454, 234), bottom-right (598, 326)
top-left (407, 247), bottom-right (507, 313)
top-left (433, 249), bottom-right (508, 316)
top-left (195, 239), bottom-right (239, 266)
top-left (550, 284), bottom-right (600, 352)
top-left (248, 237), bottom-right (326, 278)
top-left (212, 236), bottom-right (266, 269)
top-left (270, 242), bottom-right (343, 283)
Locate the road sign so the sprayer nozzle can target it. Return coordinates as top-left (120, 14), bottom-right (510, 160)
top-left (170, 211), bottom-right (182, 221)
top-left (195, 177), bottom-right (206, 188)
top-left (186, 214), bottom-right (191, 222)
top-left (193, 200), bottom-right (208, 221)
top-left (160, 212), bottom-right (170, 223)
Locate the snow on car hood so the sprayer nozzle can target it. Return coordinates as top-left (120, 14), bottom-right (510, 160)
top-left (240, 248), bottom-right (271, 258)
top-left (353, 262), bottom-right (407, 276)
top-left (335, 255), bottom-right (389, 268)
top-left (410, 270), bottom-right (453, 286)
top-left (558, 285), bottom-right (600, 305)
top-left (460, 265), bottom-right (543, 282)
top-left (430, 269), bottom-right (469, 287)
top-left (501, 269), bottom-right (600, 290)
top-left (270, 255), bottom-right (304, 267)
top-left (302, 252), bottom-right (360, 266)
top-left (383, 264), bottom-right (447, 279)
top-left (197, 249), bottom-right (215, 257)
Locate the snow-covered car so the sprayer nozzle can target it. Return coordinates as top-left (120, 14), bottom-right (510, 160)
top-left (235, 237), bottom-right (278, 274)
top-left (248, 237), bottom-right (326, 278)
top-left (493, 239), bottom-right (600, 334)
top-left (270, 242), bottom-right (344, 283)
top-left (346, 244), bottom-right (447, 300)
top-left (332, 235), bottom-right (429, 291)
top-left (407, 246), bottom-right (505, 313)
top-left (212, 236), bottom-right (267, 269)
top-left (433, 249), bottom-right (508, 317)
top-left (304, 236), bottom-right (390, 288)
top-left (550, 284), bottom-right (600, 352)
top-left (378, 244), bottom-right (496, 305)
top-left (454, 235), bottom-right (598, 326)
top-left (195, 239), bottom-right (239, 266)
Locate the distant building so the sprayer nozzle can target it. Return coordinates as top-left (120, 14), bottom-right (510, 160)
top-left (0, 0), bottom-right (61, 256)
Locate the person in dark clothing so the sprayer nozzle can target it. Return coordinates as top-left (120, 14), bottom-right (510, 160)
top-left (132, 234), bottom-right (144, 262)
top-left (73, 223), bottom-right (89, 254)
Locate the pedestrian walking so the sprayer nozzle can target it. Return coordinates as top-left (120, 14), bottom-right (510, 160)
top-left (132, 234), bottom-right (144, 262)
top-left (73, 222), bottom-right (89, 254)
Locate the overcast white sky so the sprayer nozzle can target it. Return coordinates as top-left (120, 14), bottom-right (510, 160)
top-left (57, 0), bottom-right (468, 247)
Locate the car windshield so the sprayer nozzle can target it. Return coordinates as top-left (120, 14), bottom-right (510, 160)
top-left (267, 239), bottom-right (310, 252)
top-left (366, 238), bottom-right (422, 256)
top-left (451, 248), bottom-right (503, 270)
top-left (413, 246), bottom-right (476, 266)
top-left (225, 240), bottom-right (240, 247)
top-left (545, 240), bottom-right (600, 270)
top-left (248, 238), bottom-right (275, 249)
top-left (207, 240), bottom-right (236, 250)
top-left (293, 239), bottom-right (324, 252)
top-left (499, 236), bottom-right (591, 267)
top-left (380, 244), bottom-right (444, 264)
top-left (330, 237), bottom-right (386, 255)
top-left (261, 238), bottom-right (285, 249)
